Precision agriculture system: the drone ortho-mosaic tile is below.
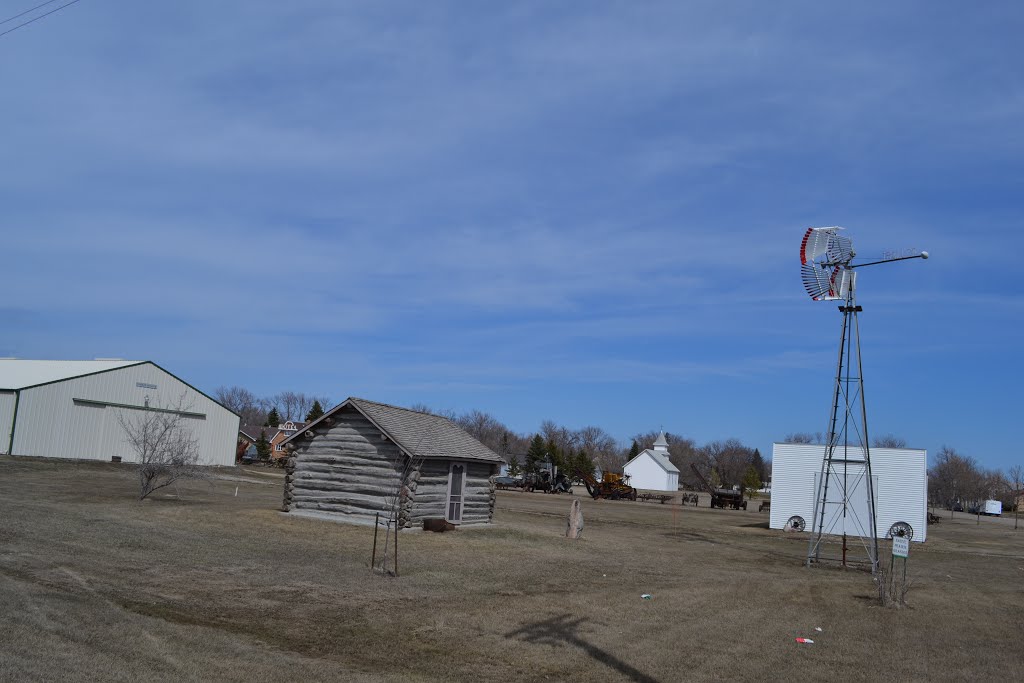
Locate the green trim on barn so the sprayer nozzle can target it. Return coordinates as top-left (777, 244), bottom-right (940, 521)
top-left (72, 397), bottom-right (207, 419)
top-left (6, 390), bottom-right (20, 455)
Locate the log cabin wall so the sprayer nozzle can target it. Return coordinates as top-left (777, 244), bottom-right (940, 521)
top-left (284, 407), bottom-right (406, 524)
top-left (407, 460), bottom-right (498, 526)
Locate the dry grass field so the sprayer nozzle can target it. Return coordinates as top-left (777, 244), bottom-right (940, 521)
top-left (1, 457), bottom-right (1022, 682)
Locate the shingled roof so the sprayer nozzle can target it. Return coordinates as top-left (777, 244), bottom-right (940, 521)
top-left (285, 397), bottom-right (503, 464)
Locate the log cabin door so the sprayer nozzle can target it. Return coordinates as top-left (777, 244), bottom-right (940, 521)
top-left (446, 462), bottom-right (466, 523)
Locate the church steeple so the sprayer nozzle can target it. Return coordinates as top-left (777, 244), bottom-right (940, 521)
top-left (653, 431), bottom-right (669, 453)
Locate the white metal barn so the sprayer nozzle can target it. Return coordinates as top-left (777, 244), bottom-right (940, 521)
top-left (623, 432), bottom-right (679, 492)
top-left (770, 443), bottom-right (928, 542)
top-left (0, 360), bottom-right (239, 466)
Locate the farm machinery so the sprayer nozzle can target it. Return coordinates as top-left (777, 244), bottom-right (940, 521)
top-left (577, 470), bottom-right (638, 501)
top-left (689, 464), bottom-right (747, 510)
top-left (523, 470), bottom-right (573, 493)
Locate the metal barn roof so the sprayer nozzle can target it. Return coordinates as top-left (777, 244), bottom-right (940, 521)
top-left (0, 359), bottom-right (144, 390)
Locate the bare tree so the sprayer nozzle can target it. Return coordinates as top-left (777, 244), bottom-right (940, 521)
top-left (454, 410), bottom-right (508, 454)
top-left (968, 469), bottom-right (1005, 525)
top-left (873, 434), bottom-right (908, 448)
top-left (575, 426), bottom-right (620, 475)
top-left (273, 392), bottom-right (303, 422)
top-left (784, 432), bottom-right (822, 444)
top-left (929, 446), bottom-right (979, 518)
top-left (117, 396), bottom-right (206, 500)
top-left (407, 403), bottom-right (458, 420)
top-left (701, 438), bottom-right (755, 489)
top-left (1008, 465), bottom-right (1023, 531)
top-left (214, 385), bottom-right (266, 426)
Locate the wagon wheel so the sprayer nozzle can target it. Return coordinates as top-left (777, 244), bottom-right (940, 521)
top-left (786, 515), bottom-right (806, 532)
top-left (887, 521), bottom-right (913, 540)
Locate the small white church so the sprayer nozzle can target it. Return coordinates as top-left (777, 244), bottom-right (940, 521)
top-left (623, 432), bottom-right (680, 491)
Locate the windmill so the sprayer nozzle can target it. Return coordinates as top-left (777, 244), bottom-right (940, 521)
top-left (799, 227), bottom-right (927, 572)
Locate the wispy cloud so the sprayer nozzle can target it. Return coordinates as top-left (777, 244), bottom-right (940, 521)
top-left (3, 1), bottom-right (1022, 466)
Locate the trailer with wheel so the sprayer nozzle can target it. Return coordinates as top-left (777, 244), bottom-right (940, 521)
top-left (983, 499), bottom-right (1002, 516)
top-left (689, 464), bottom-right (747, 510)
top-left (769, 443), bottom-right (928, 543)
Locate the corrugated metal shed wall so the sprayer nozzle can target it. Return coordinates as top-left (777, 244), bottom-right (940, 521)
top-left (768, 443), bottom-right (820, 533)
top-left (11, 363), bottom-right (238, 466)
top-left (770, 443), bottom-right (928, 542)
top-left (0, 391), bottom-right (15, 454)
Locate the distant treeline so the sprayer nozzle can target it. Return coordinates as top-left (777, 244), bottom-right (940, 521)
top-left (215, 386), bottom-right (331, 426)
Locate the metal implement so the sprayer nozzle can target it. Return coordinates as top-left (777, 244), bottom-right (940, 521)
top-left (688, 463), bottom-right (747, 510)
top-left (576, 470), bottom-right (638, 501)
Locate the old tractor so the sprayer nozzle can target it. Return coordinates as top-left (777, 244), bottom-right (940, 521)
top-left (689, 464), bottom-right (747, 510)
top-left (577, 470), bottom-right (638, 501)
top-left (523, 469), bottom-right (573, 493)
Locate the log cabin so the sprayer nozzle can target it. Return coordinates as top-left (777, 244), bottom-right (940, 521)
top-left (280, 398), bottom-right (503, 527)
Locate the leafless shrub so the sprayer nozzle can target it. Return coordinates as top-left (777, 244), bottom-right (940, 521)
top-left (117, 396), bottom-right (207, 500)
top-left (876, 559), bottom-right (912, 608)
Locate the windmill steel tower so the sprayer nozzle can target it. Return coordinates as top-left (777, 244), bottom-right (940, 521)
top-left (799, 227), bottom-right (927, 573)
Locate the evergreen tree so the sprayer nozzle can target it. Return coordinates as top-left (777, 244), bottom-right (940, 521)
top-left (265, 408), bottom-right (280, 428)
top-left (525, 435), bottom-right (547, 475)
top-left (573, 448), bottom-right (596, 478)
top-left (255, 429), bottom-right (272, 461)
top-left (305, 400), bottom-right (325, 422)
top-left (628, 440), bottom-right (641, 459)
top-left (751, 448), bottom-right (768, 482)
top-left (501, 432), bottom-right (520, 477)
top-left (546, 437), bottom-right (565, 471)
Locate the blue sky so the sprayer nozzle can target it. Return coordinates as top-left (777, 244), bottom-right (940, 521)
top-left (3, 2), bottom-right (1022, 470)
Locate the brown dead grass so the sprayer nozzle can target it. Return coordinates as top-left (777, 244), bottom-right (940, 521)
top-left (1, 457), bottom-right (1022, 682)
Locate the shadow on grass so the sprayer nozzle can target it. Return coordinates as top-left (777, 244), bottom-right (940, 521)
top-left (507, 614), bottom-right (659, 683)
top-left (664, 530), bottom-right (715, 544)
top-left (740, 521), bottom-right (770, 529)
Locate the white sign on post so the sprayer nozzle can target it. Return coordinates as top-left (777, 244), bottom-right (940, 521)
top-left (892, 535), bottom-right (910, 558)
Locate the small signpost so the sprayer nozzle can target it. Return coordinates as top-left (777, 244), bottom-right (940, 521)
top-left (887, 535), bottom-right (910, 606)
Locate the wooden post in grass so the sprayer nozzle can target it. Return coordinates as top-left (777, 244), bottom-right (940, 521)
top-left (371, 512), bottom-right (380, 570)
top-left (394, 521), bottom-right (399, 577)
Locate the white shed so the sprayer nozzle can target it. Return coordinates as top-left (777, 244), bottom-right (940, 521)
top-left (769, 442), bottom-right (928, 542)
top-left (623, 432), bottom-right (679, 492)
top-left (0, 360), bottom-right (239, 467)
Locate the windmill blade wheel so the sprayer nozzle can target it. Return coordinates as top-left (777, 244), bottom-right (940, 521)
top-left (786, 515), bottom-right (806, 532)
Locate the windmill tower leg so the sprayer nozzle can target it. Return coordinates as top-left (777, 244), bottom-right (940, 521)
top-left (853, 305), bottom-right (880, 573)
top-left (806, 289), bottom-right (879, 573)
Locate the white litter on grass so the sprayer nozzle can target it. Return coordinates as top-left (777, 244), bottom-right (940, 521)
top-left (641, 594), bottom-right (652, 600)
top-left (795, 638), bottom-right (814, 644)
top-left (815, 627), bottom-right (823, 632)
